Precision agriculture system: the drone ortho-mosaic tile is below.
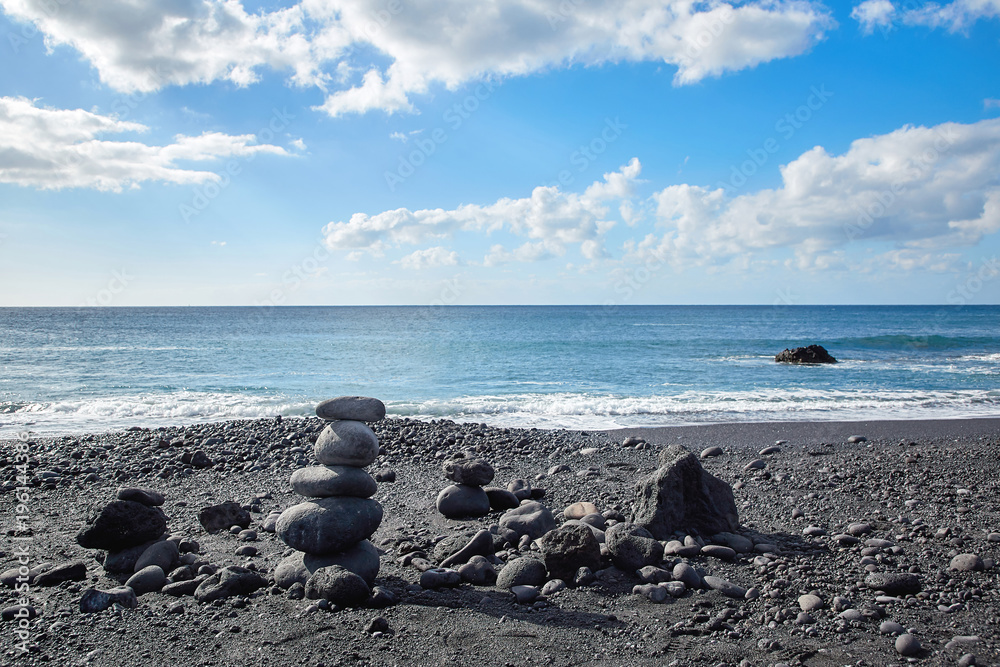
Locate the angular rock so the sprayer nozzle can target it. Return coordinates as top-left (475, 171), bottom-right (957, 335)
top-left (161, 578), bottom-right (202, 596)
top-left (198, 501), bottom-right (251, 534)
top-left (273, 541), bottom-right (381, 588)
top-left (496, 558), bottom-right (547, 589)
top-left (775, 344), bottom-right (837, 364)
top-left (631, 445), bottom-right (739, 540)
top-left (116, 487), bottom-right (165, 507)
top-left (498, 501), bottom-right (556, 541)
top-left (605, 522), bottom-right (664, 573)
top-left (79, 587), bottom-right (137, 613)
top-left (442, 458), bottom-right (495, 486)
top-left (315, 396), bottom-right (386, 422)
top-left (276, 497), bottom-right (383, 555)
top-left (314, 420), bottom-right (379, 467)
top-left (290, 466), bottom-right (378, 499)
top-left (33, 561), bottom-right (87, 587)
top-left (194, 566), bottom-right (267, 603)
top-left (76, 500), bottom-right (167, 551)
top-left (436, 484), bottom-right (491, 518)
top-left (305, 565), bottom-right (371, 606)
top-left (511, 585), bottom-right (539, 604)
top-left (540, 524), bottom-right (601, 583)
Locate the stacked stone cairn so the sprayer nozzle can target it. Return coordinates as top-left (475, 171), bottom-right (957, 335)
top-left (273, 396), bottom-right (386, 603)
top-left (435, 457), bottom-right (495, 518)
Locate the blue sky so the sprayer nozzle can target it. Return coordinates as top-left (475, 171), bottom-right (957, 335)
top-left (1, 0), bottom-right (999, 306)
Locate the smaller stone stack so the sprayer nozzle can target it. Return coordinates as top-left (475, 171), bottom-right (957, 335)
top-left (274, 397), bottom-right (386, 589)
top-left (436, 458), bottom-right (494, 518)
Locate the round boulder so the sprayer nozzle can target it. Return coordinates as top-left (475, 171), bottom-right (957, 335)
top-left (273, 541), bottom-right (381, 588)
top-left (276, 497), bottom-right (383, 555)
top-left (290, 466), bottom-right (378, 498)
top-left (314, 420), bottom-right (380, 467)
top-left (605, 522), bottom-right (664, 573)
top-left (436, 484), bottom-right (491, 518)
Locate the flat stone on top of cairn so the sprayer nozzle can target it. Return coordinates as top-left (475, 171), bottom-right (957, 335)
top-left (274, 396), bottom-right (386, 592)
top-left (316, 396), bottom-right (387, 422)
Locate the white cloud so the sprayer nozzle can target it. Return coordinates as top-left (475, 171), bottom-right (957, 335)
top-left (986, 98), bottom-right (1000, 110)
top-left (0, 96), bottom-right (289, 191)
top-left (396, 246), bottom-right (459, 269)
top-left (322, 159), bottom-right (642, 262)
top-left (851, 0), bottom-right (1000, 33)
top-left (1, 0), bottom-right (834, 117)
top-left (851, 0), bottom-right (896, 33)
top-left (634, 118), bottom-right (1000, 270)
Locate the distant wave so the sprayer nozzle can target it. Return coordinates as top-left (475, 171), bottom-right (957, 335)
top-left (834, 334), bottom-right (999, 351)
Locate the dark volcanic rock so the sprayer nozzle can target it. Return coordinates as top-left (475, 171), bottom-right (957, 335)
top-left (116, 487), bottom-right (165, 507)
top-left (198, 501), bottom-right (252, 533)
top-left (865, 572), bottom-right (922, 596)
top-left (194, 566), bottom-right (267, 603)
top-left (605, 522), bottom-right (664, 573)
top-left (79, 587), bottom-right (137, 613)
top-left (304, 565), bottom-right (371, 606)
top-left (276, 497), bottom-right (383, 555)
top-left (540, 524), bottom-right (602, 582)
top-left (436, 484), bottom-right (491, 518)
top-left (76, 500), bottom-right (167, 551)
top-left (34, 561), bottom-right (87, 587)
top-left (496, 557), bottom-right (547, 589)
top-left (442, 458), bottom-right (495, 486)
top-left (273, 541), bottom-right (381, 588)
top-left (631, 445), bottom-right (739, 540)
top-left (439, 529), bottom-right (495, 567)
top-left (775, 344), bottom-right (837, 364)
top-left (498, 501), bottom-right (556, 541)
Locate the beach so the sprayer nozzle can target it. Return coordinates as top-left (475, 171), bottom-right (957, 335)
top-left (2, 415), bottom-right (998, 666)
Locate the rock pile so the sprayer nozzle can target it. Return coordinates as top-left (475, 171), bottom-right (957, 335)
top-left (774, 344), bottom-right (837, 364)
top-left (436, 457), bottom-right (494, 518)
top-left (274, 397), bottom-right (386, 598)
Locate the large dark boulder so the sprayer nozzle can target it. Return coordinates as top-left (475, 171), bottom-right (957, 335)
top-left (605, 523), bottom-right (663, 572)
top-left (775, 345), bottom-right (837, 364)
top-left (541, 524), bottom-right (602, 582)
top-left (631, 445), bottom-right (739, 540)
top-left (76, 501), bottom-right (167, 551)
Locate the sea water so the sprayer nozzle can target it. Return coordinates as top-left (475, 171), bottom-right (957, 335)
top-left (1, 305), bottom-right (998, 435)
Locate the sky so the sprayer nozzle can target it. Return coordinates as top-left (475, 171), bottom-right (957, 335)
top-left (0, 0), bottom-right (998, 307)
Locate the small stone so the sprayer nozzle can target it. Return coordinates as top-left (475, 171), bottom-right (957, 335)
top-left (79, 587), bottom-right (137, 613)
top-left (702, 575), bottom-right (746, 599)
top-left (880, 620), bottom-right (905, 635)
top-left (636, 566), bottom-right (672, 584)
top-left (758, 446), bottom-right (780, 456)
top-left (847, 435), bottom-right (867, 443)
top-left (276, 497), bottom-right (383, 555)
top-left (484, 487), bottom-right (520, 511)
top-left (743, 459), bottom-right (766, 471)
top-left (541, 579), bottom-right (566, 595)
top-left (419, 568), bottom-right (462, 589)
top-left (865, 572), bottom-right (921, 596)
top-left (116, 487), bottom-right (165, 507)
top-left (33, 561), bottom-right (87, 587)
top-left (314, 420), bottom-right (380, 467)
top-left (496, 558), bottom-right (547, 589)
top-left (194, 566), bottom-right (267, 603)
top-left (507, 478), bottom-right (532, 500)
top-left (672, 562), bottom-right (702, 589)
top-left (315, 396), bottom-right (386, 422)
top-left (305, 565), bottom-right (371, 606)
top-left (660, 581), bottom-right (687, 597)
top-left (632, 583), bottom-right (667, 603)
top-left (235, 545), bottom-right (258, 557)
top-left (700, 446), bottom-right (723, 458)
top-left (895, 633), bottom-right (921, 656)
top-left (443, 458), bottom-right (495, 486)
top-left (605, 522), bottom-right (664, 572)
top-left (134, 540), bottom-right (179, 573)
top-left (838, 608), bottom-right (864, 621)
top-left (540, 524), bottom-right (602, 583)
top-left (958, 654), bottom-right (978, 667)
top-left (76, 500), bottom-right (167, 551)
top-left (701, 544), bottom-right (736, 560)
top-left (798, 594), bottom-right (824, 612)
top-left (190, 450), bottom-right (212, 468)
top-left (367, 616), bottom-right (390, 634)
top-left (564, 501), bottom-right (599, 519)
top-left (803, 525), bottom-right (826, 537)
top-left (457, 556), bottom-right (497, 586)
top-left (949, 553), bottom-right (985, 572)
top-left (847, 522), bottom-right (872, 536)
top-left (498, 501), bottom-right (556, 541)
top-left (436, 484), bottom-right (491, 518)
top-left (370, 586), bottom-right (398, 608)
top-left (126, 565), bottom-right (166, 595)
top-left (373, 468), bottom-right (396, 483)
top-left (511, 585), bottom-right (539, 604)
top-left (1, 605), bottom-right (37, 621)
top-left (439, 529), bottom-right (495, 568)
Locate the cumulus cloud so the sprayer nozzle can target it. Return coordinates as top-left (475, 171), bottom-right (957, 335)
top-left (322, 159), bottom-right (643, 264)
top-left (1, 0), bottom-right (834, 116)
top-left (396, 246), bottom-right (459, 269)
top-left (0, 96), bottom-right (289, 191)
top-left (851, 0), bottom-right (1000, 33)
top-left (632, 118), bottom-right (1000, 270)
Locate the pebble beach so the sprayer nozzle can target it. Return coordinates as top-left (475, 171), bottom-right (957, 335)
top-left (2, 413), bottom-right (999, 666)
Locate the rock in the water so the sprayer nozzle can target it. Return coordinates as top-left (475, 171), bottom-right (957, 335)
top-left (79, 587), bottom-right (137, 613)
top-left (484, 487), bottom-right (520, 511)
top-left (273, 541), bottom-right (380, 588)
top-left (314, 420), bottom-right (380, 467)
top-left (305, 565), bottom-right (371, 606)
top-left (950, 553), bottom-right (985, 572)
top-left (194, 566), bottom-right (267, 603)
top-left (605, 523), bottom-right (664, 572)
top-left (290, 466), bottom-right (378, 498)
top-left (631, 445), bottom-right (739, 540)
top-left (498, 501), bottom-right (556, 541)
top-left (276, 497), bottom-right (383, 555)
top-left (439, 529), bottom-right (495, 567)
top-left (134, 540), bottom-right (179, 573)
top-left (126, 565), bottom-right (166, 595)
top-left (540, 524), bottom-right (601, 582)
top-left (33, 561), bottom-right (87, 587)
top-left (315, 396), bottom-right (386, 422)
top-left (496, 558), bottom-right (547, 589)
top-left (436, 484), bottom-right (491, 518)
top-left (442, 458), bottom-right (495, 486)
top-left (775, 344), bottom-right (837, 364)
top-left (198, 501), bottom-right (251, 534)
top-left (116, 487), bottom-right (165, 507)
top-left (76, 500), bottom-right (167, 551)
top-left (865, 572), bottom-right (921, 596)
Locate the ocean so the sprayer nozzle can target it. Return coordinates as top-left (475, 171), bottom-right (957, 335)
top-left (1, 305), bottom-right (998, 436)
